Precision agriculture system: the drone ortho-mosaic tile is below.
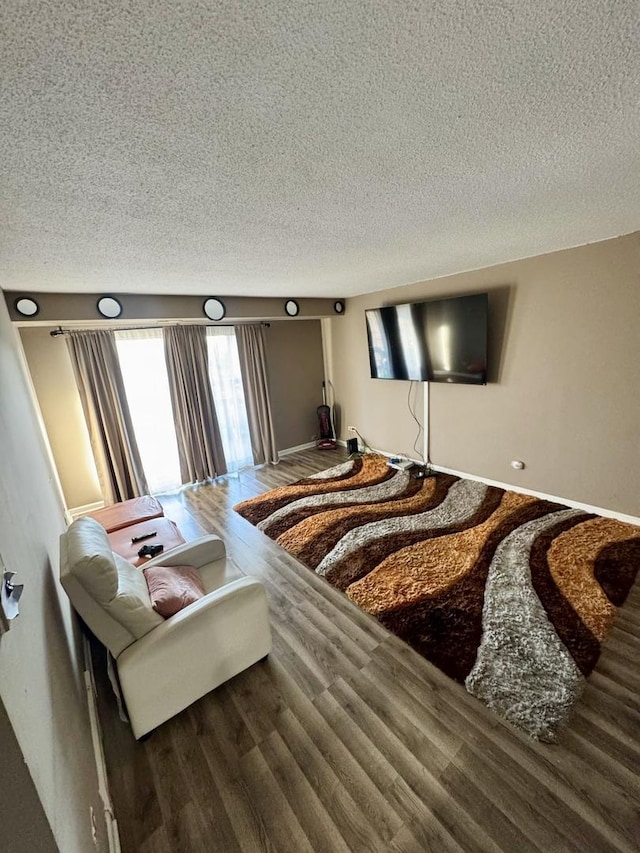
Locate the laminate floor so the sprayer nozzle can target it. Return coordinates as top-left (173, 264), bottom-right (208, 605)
top-left (93, 449), bottom-right (640, 853)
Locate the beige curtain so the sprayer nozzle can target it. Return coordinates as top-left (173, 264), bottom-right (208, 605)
top-left (163, 325), bottom-right (227, 482)
top-left (235, 324), bottom-right (279, 465)
top-left (66, 330), bottom-right (149, 503)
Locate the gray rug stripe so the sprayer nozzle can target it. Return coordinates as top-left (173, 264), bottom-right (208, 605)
top-left (465, 508), bottom-right (586, 742)
top-left (315, 478), bottom-right (488, 577)
top-left (257, 469), bottom-right (411, 532)
top-left (308, 459), bottom-right (356, 480)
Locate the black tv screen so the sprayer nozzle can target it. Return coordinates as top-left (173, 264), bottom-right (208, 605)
top-left (365, 293), bottom-right (488, 384)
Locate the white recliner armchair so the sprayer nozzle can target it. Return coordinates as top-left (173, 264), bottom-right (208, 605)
top-left (60, 517), bottom-right (272, 739)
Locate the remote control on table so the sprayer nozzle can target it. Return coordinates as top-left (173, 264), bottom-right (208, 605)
top-left (131, 531), bottom-right (157, 544)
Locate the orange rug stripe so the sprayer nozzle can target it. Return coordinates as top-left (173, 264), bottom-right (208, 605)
top-left (348, 491), bottom-right (536, 614)
top-left (547, 517), bottom-right (640, 641)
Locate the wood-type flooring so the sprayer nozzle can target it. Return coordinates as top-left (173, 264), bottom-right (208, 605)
top-left (92, 449), bottom-right (640, 853)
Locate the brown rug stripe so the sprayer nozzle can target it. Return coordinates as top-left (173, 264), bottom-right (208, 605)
top-left (594, 537), bottom-right (640, 606)
top-left (261, 472), bottom-right (423, 541)
top-left (546, 517), bottom-right (640, 642)
top-left (325, 482), bottom-right (502, 592)
top-left (371, 497), bottom-right (562, 681)
top-left (529, 513), bottom-right (602, 676)
top-left (234, 455), bottom-right (393, 525)
top-left (276, 475), bottom-right (449, 568)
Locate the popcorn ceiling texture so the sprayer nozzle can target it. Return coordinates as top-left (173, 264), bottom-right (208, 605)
top-left (1, 1), bottom-right (639, 296)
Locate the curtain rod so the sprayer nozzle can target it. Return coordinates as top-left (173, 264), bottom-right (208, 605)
top-left (49, 322), bottom-right (271, 337)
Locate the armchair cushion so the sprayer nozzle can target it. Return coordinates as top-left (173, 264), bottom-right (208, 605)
top-left (87, 495), bottom-right (164, 532)
top-left (65, 516), bottom-right (119, 603)
top-left (110, 551), bottom-right (164, 637)
top-left (143, 565), bottom-right (205, 618)
top-left (65, 517), bottom-right (163, 640)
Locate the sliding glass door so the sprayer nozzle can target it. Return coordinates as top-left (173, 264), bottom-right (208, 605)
top-left (115, 330), bottom-right (182, 493)
top-left (115, 325), bottom-right (253, 493)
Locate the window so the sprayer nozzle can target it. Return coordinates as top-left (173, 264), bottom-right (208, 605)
top-left (115, 330), bottom-right (182, 493)
top-left (206, 327), bottom-right (253, 471)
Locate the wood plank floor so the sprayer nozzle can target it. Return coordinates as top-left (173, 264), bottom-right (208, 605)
top-left (93, 449), bottom-right (640, 853)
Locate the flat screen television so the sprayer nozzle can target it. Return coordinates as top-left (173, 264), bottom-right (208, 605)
top-left (365, 292), bottom-right (488, 384)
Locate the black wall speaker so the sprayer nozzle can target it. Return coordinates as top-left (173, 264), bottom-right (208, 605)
top-left (346, 437), bottom-right (358, 454)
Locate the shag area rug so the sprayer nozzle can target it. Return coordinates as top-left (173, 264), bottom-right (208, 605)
top-left (234, 454), bottom-right (640, 740)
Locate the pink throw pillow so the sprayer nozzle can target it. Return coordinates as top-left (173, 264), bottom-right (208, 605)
top-left (143, 565), bottom-right (205, 618)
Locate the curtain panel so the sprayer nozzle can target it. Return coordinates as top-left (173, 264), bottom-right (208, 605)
top-left (66, 329), bottom-right (149, 503)
top-left (205, 327), bottom-right (254, 471)
top-left (235, 324), bottom-right (279, 465)
top-left (163, 325), bottom-right (227, 483)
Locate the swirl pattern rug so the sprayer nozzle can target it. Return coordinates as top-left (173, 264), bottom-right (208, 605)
top-left (234, 454), bottom-right (640, 740)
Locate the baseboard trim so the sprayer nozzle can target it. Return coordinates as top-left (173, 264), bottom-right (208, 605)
top-left (69, 500), bottom-right (105, 520)
top-left (431, 464), bottom-right (640, 525)
top-left (336, 440), bottom-right (640, 525)
top-left (83, 637), bottom-right (121, 853)
top-left (279, 441), bottom-right (318, 456)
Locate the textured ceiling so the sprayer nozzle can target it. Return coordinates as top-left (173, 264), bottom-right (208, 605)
top-left (1, 1), bottom-right (639, 297)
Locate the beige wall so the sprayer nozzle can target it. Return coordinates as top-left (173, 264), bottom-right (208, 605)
top-left (0, 295), bottom-right (106, 852)
top-left (20, 327), bottom-right (102, 509)
top-left (329, 232), bottom-right (640, 517)
top-left (266, 320), bottom-right (326, 450)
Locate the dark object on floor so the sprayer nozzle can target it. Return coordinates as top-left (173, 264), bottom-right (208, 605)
top-left (412, 464), bottom-right (434, 480)
top-left (316, 381), bottom-right (337, 449)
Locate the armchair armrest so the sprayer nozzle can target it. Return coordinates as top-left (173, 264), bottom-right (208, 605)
top-left (131, 576), bottom-right (262, 643)
top-left (116, 576), bottom-right (272, 738)
top-left (140, 534), bottom-right (226, 570)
